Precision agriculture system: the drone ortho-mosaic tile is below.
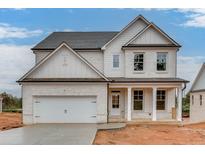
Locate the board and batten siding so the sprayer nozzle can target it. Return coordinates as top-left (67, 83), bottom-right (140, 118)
top-left (78, 51), bottom-right (104, 72)
top-left (104, 19), bottom-right (148, 77)
top-left (131, 26), bottom-right (172, 45)
top-left (35, 50), bottom-right (104, 73)
top-left (35, 51), bottom-right (50, 63)
top-left (22, 83), bottom-right (107, 124)
top-left (29, 46), bottom-right (100, 78)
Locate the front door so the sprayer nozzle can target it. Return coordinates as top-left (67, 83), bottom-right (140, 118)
top-left (111, 92), bottom-right (120, 116)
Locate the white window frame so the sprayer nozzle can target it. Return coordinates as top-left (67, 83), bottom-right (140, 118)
top-left (200, 95), bottom-right (203, 106)
top-left (156, 52), bottom-right (168, 72)
top-left (112, 54), bottom-right (120, 68)
top-left (133, 53), bottom-right (144, 72)
top-left (111, 92), bottom-right (120, 109)
top-left (156, 89), bottom-right (167, 111)
top-left (132, 89), bottom-right (144, 111)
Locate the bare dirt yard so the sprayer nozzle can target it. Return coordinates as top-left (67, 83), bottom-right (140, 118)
top-left (94, 123), bottom-right (205, 145)
top-left (0, 112), bottom-right (22, 131)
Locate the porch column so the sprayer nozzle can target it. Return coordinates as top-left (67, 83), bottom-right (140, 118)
top-left (127, 87), bottom-right (132, 121)
top-left (177, 87), bottom-right (182, 121)
top-left (152, 87), bottom-right (157, 121)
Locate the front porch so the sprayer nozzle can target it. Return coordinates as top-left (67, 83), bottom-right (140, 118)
top-left (108, 82), bottom-right (183, 123)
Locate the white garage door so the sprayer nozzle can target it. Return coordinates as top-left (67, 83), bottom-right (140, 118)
top-left (33, 96), bottom-right (97, 123)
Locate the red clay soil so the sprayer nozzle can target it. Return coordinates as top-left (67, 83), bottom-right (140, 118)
top-left (0, 112), bottom-right (23, 131)
top-left (94, 124), bottom-right (205, 145)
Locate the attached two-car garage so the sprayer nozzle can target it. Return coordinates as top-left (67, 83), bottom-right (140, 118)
top-left (33, 96), bottom-right (97, 123)
top-left (22, 83), bottom-right (107, 124)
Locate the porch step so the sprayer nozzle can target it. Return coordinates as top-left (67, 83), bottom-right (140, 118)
top-left (97, 123), bottom-right (126, 130)
top-left (127, 120), bottom-right (182, 126)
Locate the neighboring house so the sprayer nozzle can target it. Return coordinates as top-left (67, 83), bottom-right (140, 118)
top-left (190, 63), bottom-right (205, 123)
top-left (18, 15), bottom-right (188, 124)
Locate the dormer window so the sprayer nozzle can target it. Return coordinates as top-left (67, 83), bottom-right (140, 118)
top-left (134, 53), bottom-right (144, 71)
top-left (157, 53), bottom-right (167, 71)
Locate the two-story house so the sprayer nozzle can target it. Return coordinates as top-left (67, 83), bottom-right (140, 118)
top-left (18, 15), bottom-right (188, 124)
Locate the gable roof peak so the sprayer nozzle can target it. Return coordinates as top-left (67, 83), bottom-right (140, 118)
top-left (138, 14), bottom-right (151, 24)
top-left (101, 14), bottom-right (150, 50)
top-left (18, 42), bottom-right (110, 82)
top-left (124, 21), bottom-right (181, 47)
top-left (190, 63), bottom-right (205, 92)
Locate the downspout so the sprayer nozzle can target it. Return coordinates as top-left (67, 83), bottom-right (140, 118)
top-left (181, 82), bottom-right (187, 123)
top-left (182, 82), bottom-right (187, 94)
top-left (182, 82), bottom-right (186, 91)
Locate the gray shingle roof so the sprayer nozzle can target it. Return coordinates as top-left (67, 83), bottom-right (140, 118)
top-left (32, 32), bottom-right (119, 50)
top-left (18, 78), bottom-right (107, 82)
top-left (18, 77), bottom-right (189, 83)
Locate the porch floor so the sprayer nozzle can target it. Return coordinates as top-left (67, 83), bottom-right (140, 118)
top-left (127, 120), bottom-right (181, 125)
top-left (109, 118), bottom-right (181, 125)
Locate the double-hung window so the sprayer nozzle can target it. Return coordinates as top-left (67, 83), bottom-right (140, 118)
top-left (134, 53), bottom-right (144, 71)
top-left (113, 55), bottom-right (120, 68)
top-left (192, 95), bottom-right (194, 105)
top-left (200, 95), bottom-right (203, 106)
top-left (157, 53), bottom-right (167, 71)
top-left (157, 90), bottom-right (166, 110)
top-left (133, 90), bottom-right (143, 110)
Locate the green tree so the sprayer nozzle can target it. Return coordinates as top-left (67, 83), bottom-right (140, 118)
top-left (0, 92), bottom-right (22, 111)
top-left (182, 93), bottom-right (190, 116)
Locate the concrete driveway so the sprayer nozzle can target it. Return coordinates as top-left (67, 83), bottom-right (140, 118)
top-left (0, 124), bottom-right (97, 145)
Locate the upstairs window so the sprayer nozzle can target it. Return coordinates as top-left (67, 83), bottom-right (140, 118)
top-left (134, 53), bottom-right (144, 71)
top-left (157, 90), bottom-right (166, 110)
top-left (200, 95), bottom-right (203, 106)
top-left (157, 53), bottom-right (167, 71)
top-left (113, 55), bottom-right (119, 68)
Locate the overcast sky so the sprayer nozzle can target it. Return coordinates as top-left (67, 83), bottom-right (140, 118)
top-left (0, 8), bottom-right (205, 97)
